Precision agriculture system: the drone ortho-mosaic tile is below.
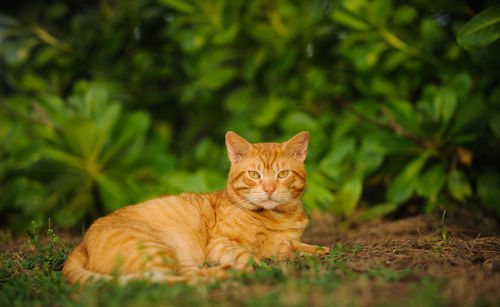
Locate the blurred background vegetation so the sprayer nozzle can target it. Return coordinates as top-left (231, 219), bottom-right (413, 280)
top-left (1, 0), bottom-right (499, 231)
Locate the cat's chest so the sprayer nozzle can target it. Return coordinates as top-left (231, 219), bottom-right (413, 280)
top-left (250, 228), bottom-right (298, 257)
top-left (223, 211), bottom-right (306, 256)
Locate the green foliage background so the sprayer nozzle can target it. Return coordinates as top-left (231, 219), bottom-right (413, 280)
top-left (1, 0), bottom-right (499, 231)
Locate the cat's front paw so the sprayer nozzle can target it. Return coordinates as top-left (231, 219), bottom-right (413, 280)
top-left (194, 264), bottom-right (233, 281)
top-left (293, 242), bottom-right (330, 256)
top-left (311, 245), bottom-right (330, 255)
top-left (234, 253), bottom-right (261, 271)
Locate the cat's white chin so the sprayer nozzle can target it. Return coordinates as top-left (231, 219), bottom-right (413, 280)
top-left (259, 200), bottom-right (280, 209)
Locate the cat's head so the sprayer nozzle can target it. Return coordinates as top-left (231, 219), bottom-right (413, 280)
top-left (225, 131), bottom-right (308, 211)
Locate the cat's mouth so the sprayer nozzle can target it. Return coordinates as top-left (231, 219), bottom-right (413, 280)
top-left (242, 193), bottom-right (282, 210)
top-left (258, 200), bottom-right (280, 210)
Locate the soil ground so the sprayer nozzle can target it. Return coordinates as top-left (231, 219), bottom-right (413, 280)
top-left (1, 209), bottom-right (499, 306)
top-left (303, 209), bottom-right (500, 306)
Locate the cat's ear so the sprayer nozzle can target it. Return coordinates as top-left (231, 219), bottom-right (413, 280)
top-left (283, 131), bottom-right (309, 162)
top-left (226, 131), bottom-right (252, 163)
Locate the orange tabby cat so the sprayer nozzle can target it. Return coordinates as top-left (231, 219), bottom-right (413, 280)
top-left (62, 131), bottom-right (329, 285)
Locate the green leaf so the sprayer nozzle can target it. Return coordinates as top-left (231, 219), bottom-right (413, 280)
top-left (100, 111), bottom-right (150, 166)
top-left (387, 152), bottom-right (431, 204)
top-left (330, 9), bottom-right (369, 31)
top-left (490, 111), bottom-right (500, 139)
top-left (0, 13), bottom-right (20, 27)
top-left (213, 24), bottom-right (239, 45)
top-left (96, 173), bottom-right (129, 211)
top-left (243, 48), bottom-right (266, 79)
top-left (82, 83), bottom-right (109, 116)
top-left (37, 95), bottom-right (66, 125)
top-left (41, 146), bottom-right (84, 171)
top-left (334, 176), bottom-right (363, 216)
top-left (416, 164), bottom-right (446, 197)
top-left (164, 170), bottom-right (224, 194)
top-left (97, 104), bottom-right (122, 138)
top-left (356, 139), bottom-right (385, 176)
top-left (194, 138), bottom-right (221, 166)
top-left (447, 170), bottom-right (472, 202)
top-left (451, 72), bottom-right (472, 99)
top-left (303, 172), bottom-right (336, 211)
top-left (385, 100), bottom-right (419, 132)
top-left (476, 172), bottom-right (500, 211)
top-left (224, 87), bottom-right (253, 113)
top-left (60, 118), bottom-right (100, 160)
top-left (363, 130), bottom-right (415, 154)
top-left (319, 137), bottom-right (356, 180)
top-left (457, 6), bottom-right (500, 50)
top-left (253, 97), bottom-right (283, 127)
top-left (355, 203), bottom-right (399, 221)
top-left (280, 111), bottom-right (319, 133)
top-left (394, 6), bottom-right (417, 25)
top-left (21, 72), bottom-right (46, 92)
top-left (196, 67), bottom-right (238, 90)
top-left (449, 96), bottom-right (486, 137)
top-left (424, 196), bottom-right (443, 214)
top-left (433, 87), bottom-right (457, 125)
top-left (54, 184), bottom-right (93, 226)
top-left (303, 182), bottom-right (335, 212)
top-left (158, 0), bottom-right (195, 14)
top-left (370, 0), bottom-right (393, 23)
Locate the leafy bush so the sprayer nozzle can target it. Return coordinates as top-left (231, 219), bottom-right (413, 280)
top-left (1, 0), bottom-right (499, 230)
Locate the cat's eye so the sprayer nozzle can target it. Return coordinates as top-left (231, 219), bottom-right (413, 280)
top-left (248, 171), bottom-right (260, 179)
top-left (278, 170), bottom-right (289, 178)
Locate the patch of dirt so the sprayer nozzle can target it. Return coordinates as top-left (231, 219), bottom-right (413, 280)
top-left (1, 209), bottom-right (498, 306)
top-left (303, 209), bottom-right (500, 306)
top-left (0, 230), bottom-right (80, 254)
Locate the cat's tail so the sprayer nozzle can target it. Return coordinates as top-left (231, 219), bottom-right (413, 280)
top-left (62, 245), bottom-right (198, 285)
top-left (62, 244), bottom-right (111, 285)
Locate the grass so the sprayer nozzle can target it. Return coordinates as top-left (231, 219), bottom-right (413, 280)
top-left (0, 227), bottom-right (452, 307)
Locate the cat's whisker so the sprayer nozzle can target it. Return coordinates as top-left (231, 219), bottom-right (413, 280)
top-left (288, 198), bottom-right (312, 215)
top-left (225, 193), bottom-right (259, 219)
top-left (232, 195), bottom-right (261, 221)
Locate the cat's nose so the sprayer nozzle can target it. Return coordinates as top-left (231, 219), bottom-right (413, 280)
top-left (263, 183), bottom-right (275, 197)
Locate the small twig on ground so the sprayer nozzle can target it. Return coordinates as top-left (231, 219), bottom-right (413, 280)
top-left (464, 242), bottom-right (475, 255)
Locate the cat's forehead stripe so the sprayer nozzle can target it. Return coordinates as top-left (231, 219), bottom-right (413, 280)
top-left (257, 150), bottom-right (280, 170)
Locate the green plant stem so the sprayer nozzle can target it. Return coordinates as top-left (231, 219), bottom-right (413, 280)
top-left (0, 100), bottom-right (50, 128)
top-left (31, 23), bottom-right (73, 53)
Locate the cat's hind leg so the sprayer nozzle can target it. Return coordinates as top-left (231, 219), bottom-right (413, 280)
top-left (83, 224), bottom-right (183, 282)
top-left (118, 271), bottom-right (188, 284)
top-left (113, 244), bottom-right (192, 284)
top-left (164, 233), bottom-right (235, 283)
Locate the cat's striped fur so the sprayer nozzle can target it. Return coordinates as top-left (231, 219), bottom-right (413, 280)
top-left (62, 131), bottom-right (329, 285)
